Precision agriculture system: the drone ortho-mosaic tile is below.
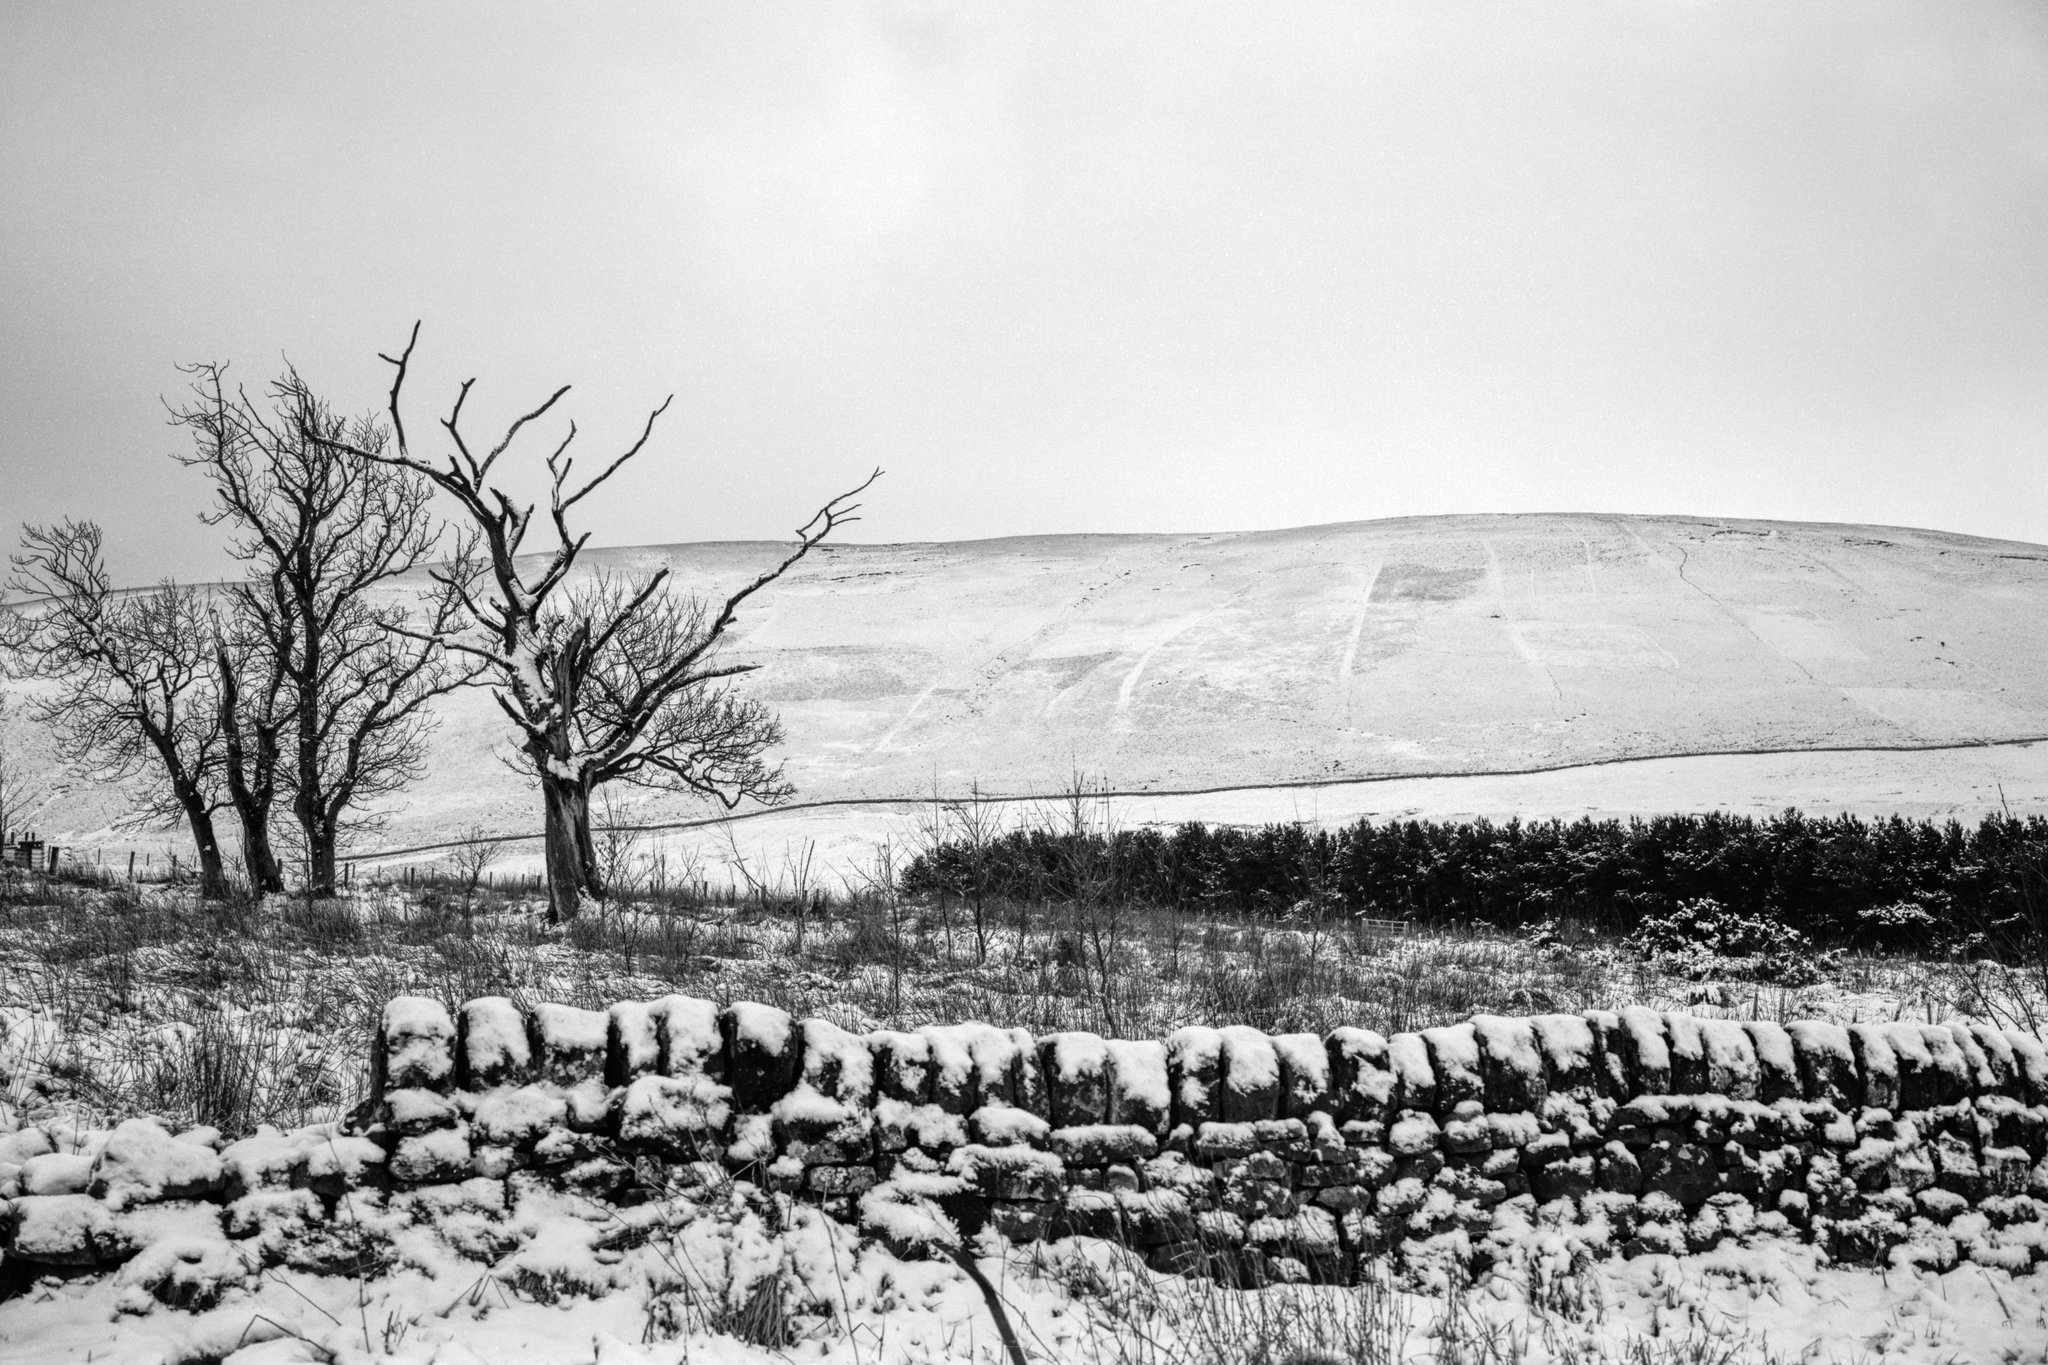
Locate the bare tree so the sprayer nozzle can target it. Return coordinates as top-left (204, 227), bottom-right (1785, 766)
top-left (445, 822), bottom-right (503, 923)
top-left (1, 522), bottom-right (231, 896)
top-left (0, 696), bottom-right (49, 850)
top-left (169, 362), bottom-right (475, 895)
top-left (946, 781), bottom-right (1007, 964)
top-left (208, 602), bottom-right (288, 892)
top-left (312, 323), bottom-right (879, 920)
top-left (591, 788), bottom-right (648, 900)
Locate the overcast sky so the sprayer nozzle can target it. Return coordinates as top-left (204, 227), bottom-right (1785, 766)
top-left (4, 1), bottom-right (2047, 584)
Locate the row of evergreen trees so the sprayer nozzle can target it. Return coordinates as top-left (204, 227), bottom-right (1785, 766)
top-left (900, 808), bottom-right (2048, 952)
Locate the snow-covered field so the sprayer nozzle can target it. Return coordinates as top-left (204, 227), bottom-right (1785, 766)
top-left (5, 1219), bottom-right (2048, 1364)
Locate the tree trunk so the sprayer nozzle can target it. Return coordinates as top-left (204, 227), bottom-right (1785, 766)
top-left (542, 774), bottom-right (602, 922)
top-left (175, 788), bottom-right (229, 900)
top-left (238, 807), bottom-right (284, 895)
top-left (294, 587), bottom-right (328, 896)
top-left (217, 645), bottom-right (285, 894)
top-left (307, 819), bottom-right (339, 899)
top-left (224, 734), bottom-right (283, 894)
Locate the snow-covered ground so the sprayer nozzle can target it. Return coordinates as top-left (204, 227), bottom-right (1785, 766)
top-left (4, 1215), bottom-right (2047, 1364)
top-left (357, 739), bottom-right (2048, 887)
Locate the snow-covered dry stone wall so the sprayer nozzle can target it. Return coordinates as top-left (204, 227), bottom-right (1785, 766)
top-left (6, 997), bottom-right (2048, 1305)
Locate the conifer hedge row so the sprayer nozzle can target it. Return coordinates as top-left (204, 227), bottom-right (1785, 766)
top-left (900, 809), bottom-right (2048, 951)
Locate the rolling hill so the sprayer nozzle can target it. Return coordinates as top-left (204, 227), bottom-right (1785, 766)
top-left (15, 513), bottom-right (2048, 867)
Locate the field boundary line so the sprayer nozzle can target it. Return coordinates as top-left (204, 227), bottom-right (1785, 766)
top-left (349, 733), bottom-right (2048, 861)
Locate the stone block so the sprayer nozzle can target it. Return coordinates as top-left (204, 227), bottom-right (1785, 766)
top-left (377, 996), bottom-right (456, 1096)
top-left (1421, 1024), bottom-right (1482, 1111)
top-left (1312, 1183), bottom-right (1370, 1210)
top-left (1057, 1189), bottom-right (1123, 1240)
top-left (1193, 1121), bottom-right (1259, 1161)
top-left (606, 1000), bottom-right (663, 1086)
top-left (652, 995), bottom-right (725, 1081)
top-left (1385, 1032), bottom-right (1437, 1114)
top-left (868, 1030), bottom-right (932, 1105)
top-left (390, 1126), bottom-right (474, 1186)
top-left (382, 1088), bottom-right (460, 1137)
top-left (1953, 1024), bottom-right (2012, 1096)
top-left (1250, 1117), bottom-right (1310, 1159)
top-left (797, 1018), bottom-right (876, 1107)
top-left (8, 1193), bottom-right (121, 1265)
top-left (1787, 1021), bottom-right (1856, 1107)
top-left (1528, 1014), bottom-right (1596, 1098)
top-left (471, 1085), bottom-right (569, 1148)
top-left (919, 1022), bottom-right (1030, 1114)
top-left (724, 1002), bottom-right (801, 1111)
top-left (1106, 1039), bottom-right (1171, 1135)
top-left (1597, 1141), bottom-right (1643, 1194)
top-left (1640, 1140), bottom-right (1716, 1205)
top-left (805, 1165), bottom-right (879, 1198)
top-left (1012, 1031), bottom-right (1050, 1120)
top-left (91, 1119), bottom-right (225, 1209)
top-left (1976, 1096), bottom-right (2042, 1153)
top-left (20, 1152), bottom-right (93, 1197)
top-left (1488, 1111), bottom-right (1542, 1151)
top-left (1117, 1189), bottom-right (1196, 1246)
top-left (1934, 1130), bottom-right (1984, 1198)
top-left (1479, 1148), bottom-right (1521, 1181)
top-left (216, 1133), bottom-right (308, 1201)
top-left (1271, 1032), bottom-right (1329, 1119)
top-left (1388, 1112), bottom-right (1441, 1157)
top-left (1041, 1032), bottom-right (1110, 1127)
top-left (2006, 1030), bottom-right (2048, 1104)
top-left (1218, 1026), bottom-right (1281, 1123)
top-left (1662, 1013), bottom-right (1707, 1095)
top-left (458, 997), bottom-right (530, 1089)
top-left (528, 1002), bottom-right (610, 1090)
top-left (616, 1074), bottom-right (733, 1155)
top-left (1167, 1026), bottom-right (1224, 1129)
top-left (1983, 1145), bottom-right (2031, 1197)
top-left (1913, 1025), bottom-right (1969, 1108)
top-left (1713, 1141), bottom-right (1761, 1195)
top-left (1441, 1106), bottom-right (1490, 1156)
top-left (970, 1103), bottom-right (1050, 1148)
top-left (1582, 1010), bottom-right (1631, 1098)
top-left (1471, 1015), bottom-right (1546, 1112)
top-left (1745, 1023), bottom-right (1800, 1103)
top-left (1617, 1007), bottom-right (1671, 1096)
top-left (949, 1144), bottom-right (1063, 1202)
top-left (1050, 1123), bottom-right (1157, 1167)
top-left (1700, 1019), bottom-right (1760, 1102)
top-left (1877, 1023), bottom-right (1932, 1110)
top-left (992, 1199), bottom-right (1053, 1242)
top-left (1326, 1027), bottom-right (1396, 1123)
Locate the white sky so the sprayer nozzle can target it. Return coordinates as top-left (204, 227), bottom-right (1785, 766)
top-left (4, 1), bottom-right (2047, 583)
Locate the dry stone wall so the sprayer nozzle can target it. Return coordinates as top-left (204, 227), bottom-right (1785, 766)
top-left (7, 997), bottom-right (2048, 1297)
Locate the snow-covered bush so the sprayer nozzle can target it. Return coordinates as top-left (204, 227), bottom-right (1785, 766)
top-left (1521, 918), bottom-right (1574, 959)
top-left (1625, 899), bottom-right (1839, 986)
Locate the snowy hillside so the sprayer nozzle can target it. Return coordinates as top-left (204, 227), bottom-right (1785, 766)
top-left (15, 513), bottom-right (2048, 859)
